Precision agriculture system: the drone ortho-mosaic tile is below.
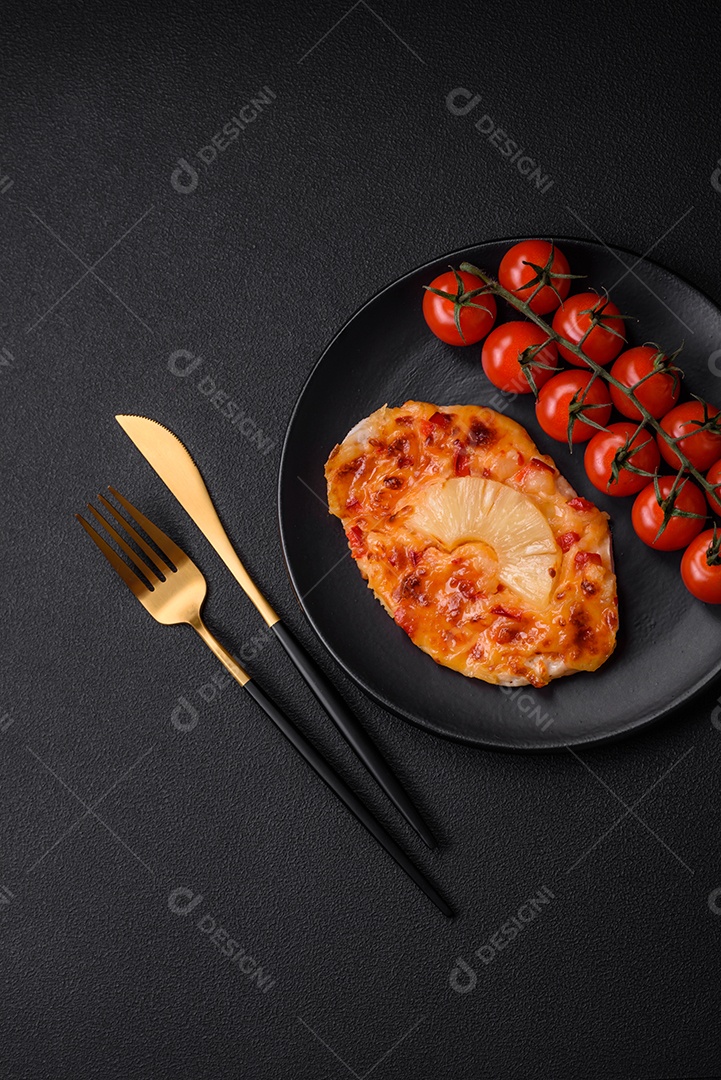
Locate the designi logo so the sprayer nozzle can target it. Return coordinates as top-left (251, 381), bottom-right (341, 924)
top-left (170, 158), bottom-right (199, 195)
top-left (170, 87), bottom-right (276, 195)
top-left (167, 886), bottom-right (276, 993)
top-left (446, 88), bottom-right (554, 195)
top-left (711, 158), bottom-right (721, 194)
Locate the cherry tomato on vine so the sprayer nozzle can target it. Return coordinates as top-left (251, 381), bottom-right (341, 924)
top-left (681, 530), bottom-right (721, 603)
top-left (583, 422), bottom-right (660, 497)
top-left (657, 400), bottom-right (721, 471)
top-left (609, 346), bottom-right (681, 420)
top-left (498, 240), bottom-right (572, 315)
top-left (705, 459), bottom-right (721, 515)
top-left (422, 269), bottom-right (497, 346)
top-left (631, 475), bottom-right (707, 551)
top-left (535, 370), bottom-right (612, 443)
top-left (552, 291), bottom-right (626, 367)
top-left (481, 321), bottom-right (559, 394)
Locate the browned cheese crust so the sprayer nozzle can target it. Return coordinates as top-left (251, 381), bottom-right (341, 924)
top-left (325, 401), bottom-right (618, 687)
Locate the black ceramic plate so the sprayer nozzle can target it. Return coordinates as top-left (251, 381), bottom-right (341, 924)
top-left (278, 239), bottom-right (721, 749)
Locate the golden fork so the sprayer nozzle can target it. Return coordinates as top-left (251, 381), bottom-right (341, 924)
top-left (77, 487), bottom-right (452, 918)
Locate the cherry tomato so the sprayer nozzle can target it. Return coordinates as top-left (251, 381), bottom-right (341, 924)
top-left (657, 401), bottom-right (721, 471)
top-left (584, 422), bottom-right (660, 497)
top-left (423, 270), bottom-right (497, 346)
top-left (681, 530), bottom-right (721, 603)
top-left (498, 240), bottom-right (572, 315)
top-left (535, 370), bottom-right (612, 443)
top-left (631, 475), bottom-right (707, 550)
top-left (552, 291), bottom-right (626, 367)
top-left (481, 321), bottom-right (558, 394)
top-left (705, 459), bottom-right (721, 515)
top-left (609, 346), bottom-right (681, 420)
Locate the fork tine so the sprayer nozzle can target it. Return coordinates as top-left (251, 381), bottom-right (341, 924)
top-left (108, 486), bottom-right (188, 567)
top-left (96, 495), bottom-right (172, 577)
top-left (88, 504), bottom-right (162, 584)
top-left (76, 514), bottom-right (149, 599)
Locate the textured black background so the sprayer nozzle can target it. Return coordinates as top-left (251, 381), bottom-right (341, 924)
top-left (2, 2), bottom-right (721, 1078)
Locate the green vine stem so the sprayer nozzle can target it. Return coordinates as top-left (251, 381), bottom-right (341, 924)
top-left (457, 259), bottom-right (721, 526)
top-left (707, 526), bottom-right (721, 566)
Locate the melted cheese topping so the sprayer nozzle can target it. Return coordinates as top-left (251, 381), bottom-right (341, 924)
top-left (325, 401), bottom-right (618, 688)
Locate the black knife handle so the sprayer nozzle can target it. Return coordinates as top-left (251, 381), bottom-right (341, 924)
top-left (243, 678), bottom-right (451, 918)
top-left (271, 620), bottom-right (436, 849)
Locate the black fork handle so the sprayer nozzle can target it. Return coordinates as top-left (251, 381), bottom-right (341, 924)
top-left (243, 678), bottom-right (452, 918)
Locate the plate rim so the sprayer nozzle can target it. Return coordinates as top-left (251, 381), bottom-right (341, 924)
top-left (278, 235), bottom-right (721, 751)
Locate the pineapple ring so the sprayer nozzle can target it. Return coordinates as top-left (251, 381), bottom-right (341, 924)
top-left (408, 477), bottom-right (560, 608)
top-left (325, 401), bottom-right (618, 688)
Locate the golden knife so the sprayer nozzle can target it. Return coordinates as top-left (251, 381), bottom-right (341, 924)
top-left (115, 414), bottom-right (435, 849)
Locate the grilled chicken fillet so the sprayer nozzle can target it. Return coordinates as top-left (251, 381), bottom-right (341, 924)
top-left (325, 401), bottom-right (618, 687)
